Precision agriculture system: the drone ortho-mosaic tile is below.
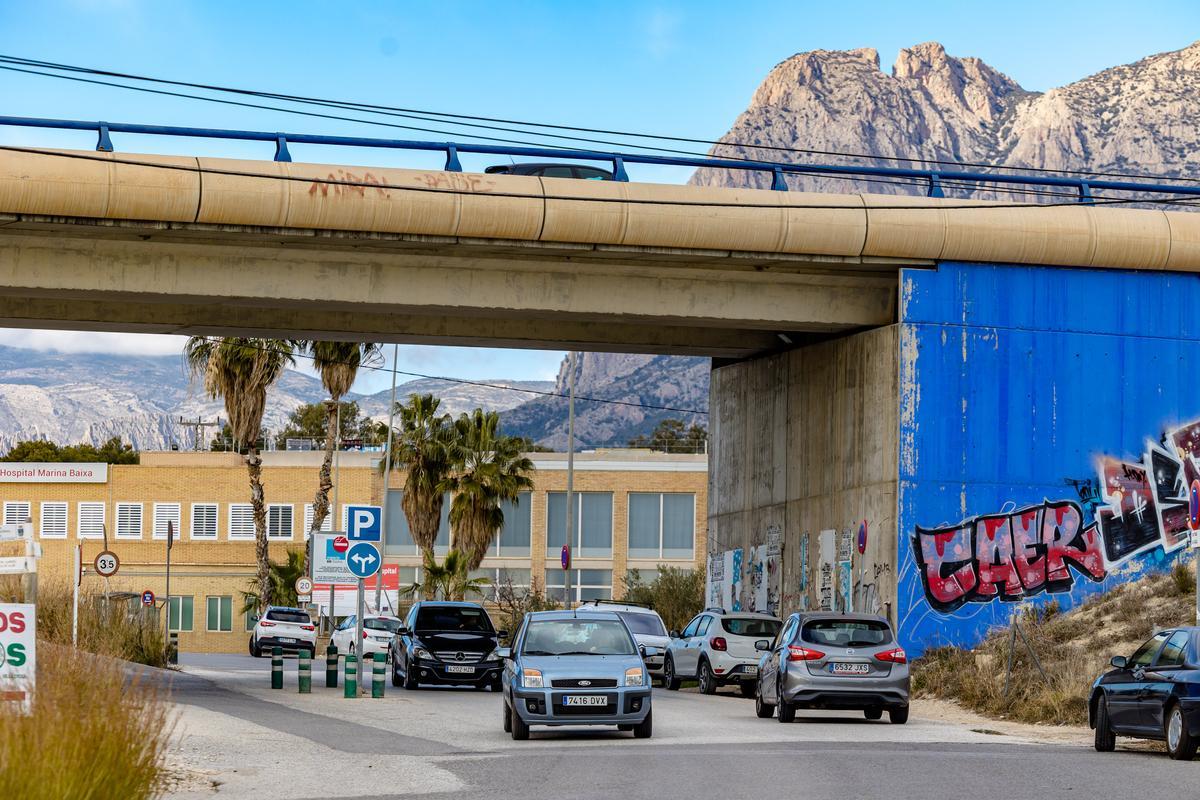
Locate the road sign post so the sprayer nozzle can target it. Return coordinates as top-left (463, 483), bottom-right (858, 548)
top-left (346, 541), bottom-right (381, 694)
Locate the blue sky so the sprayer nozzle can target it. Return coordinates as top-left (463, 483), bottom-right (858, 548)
top-left (1, 0), bottom-right (1195, 392)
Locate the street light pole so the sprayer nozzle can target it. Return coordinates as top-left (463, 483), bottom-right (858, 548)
top-left (564, 351), bottom-right (576, 609)
top-left (376, 343), bottom-right (399, 613)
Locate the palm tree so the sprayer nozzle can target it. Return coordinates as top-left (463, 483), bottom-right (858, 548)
top-left (185, 336), bottom-right (295, 612)
top-left (303, 342), bottom-right (383, 559)
top-left (240, 549), bottom-right (308, 616)
top-left (443, 409), bottom-right (535, 570)
top-left (379, 394), bottom-right (455, 562)
top-left (403, 549), bottom-right (490, 601)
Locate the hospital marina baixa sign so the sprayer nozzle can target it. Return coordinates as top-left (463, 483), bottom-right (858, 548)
top-left (0, 463), bottom-right (108, 483)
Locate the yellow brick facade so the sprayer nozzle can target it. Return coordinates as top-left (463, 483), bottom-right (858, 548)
top-left (0, 450), bottom-right (707, 653)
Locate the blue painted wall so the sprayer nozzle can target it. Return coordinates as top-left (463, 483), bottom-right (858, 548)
top-left (896, 261), bottom-right (1200, 656)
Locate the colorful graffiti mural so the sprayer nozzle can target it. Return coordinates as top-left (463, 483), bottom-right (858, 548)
top-left (913, 419), bottom-right (1200, 613)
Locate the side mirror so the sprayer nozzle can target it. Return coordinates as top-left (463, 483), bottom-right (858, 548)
top-left (669, 630), bottom-right (680, 639)
top-left (754, 639), bottom-right (771, 651)
top-left (641, 646), bottom-right (660, 658)
top-left (1110, 655), bottom-right (1128, 670)
top-left (397, 627), bottom-right (409, 637)
top-left (496, 647), bottom-right (512, 660)
top-left (497, 630), bottom-right (509, 640)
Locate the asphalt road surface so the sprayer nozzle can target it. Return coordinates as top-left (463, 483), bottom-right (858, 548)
top-left (163, 654), bottom-right (1191, 799)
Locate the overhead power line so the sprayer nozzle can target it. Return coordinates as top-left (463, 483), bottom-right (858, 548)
top-left (4, 52), bottom-right (1200, 186)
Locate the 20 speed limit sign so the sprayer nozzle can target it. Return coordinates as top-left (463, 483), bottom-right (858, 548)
top-left (93, 550), bottom-right (120, 577)
top-left (294, 576), bottom-right (313, 595)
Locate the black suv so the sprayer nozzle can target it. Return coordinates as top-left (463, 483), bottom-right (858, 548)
top-left (390, 601), bottom-right (507, 690)
top-left (485, 163), bottom-right (613, 180)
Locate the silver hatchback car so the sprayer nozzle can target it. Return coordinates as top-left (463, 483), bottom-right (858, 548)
top-left (499, 609), bottom-right (656, 740)
top-left (754, 612), bottom-right (910, 724)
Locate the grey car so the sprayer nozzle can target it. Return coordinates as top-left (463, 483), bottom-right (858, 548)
top-left (499, 609), bottom-right (655, 740)
top-left (754, 612), bottom-right (910, 724)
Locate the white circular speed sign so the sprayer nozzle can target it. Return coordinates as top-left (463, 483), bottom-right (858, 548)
top-left (294, 576), bottom-right (313, 595)
top-left (93, 550), bottom-right (120, 577)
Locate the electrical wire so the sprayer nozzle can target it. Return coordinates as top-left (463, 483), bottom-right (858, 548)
top-left (4, 143), bottom-right (1197, 210)
top-left (5, 52), bottom-right (1200, 186)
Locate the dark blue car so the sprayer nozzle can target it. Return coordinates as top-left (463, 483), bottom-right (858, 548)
top-left (1090, 627), bottom-right (1200, 759)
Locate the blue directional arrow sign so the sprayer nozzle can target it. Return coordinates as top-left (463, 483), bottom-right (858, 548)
top-left (345, 542), bottom-right (381, 579)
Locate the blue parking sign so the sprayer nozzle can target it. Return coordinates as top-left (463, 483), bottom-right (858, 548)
top-left (346, 505), bottom-right (382, 542)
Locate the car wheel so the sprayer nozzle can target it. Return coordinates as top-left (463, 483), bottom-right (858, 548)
top-left (250, 637), bottom-right (262, 658)
top-left (755, 683), bottom-right (775, 719)
top-left (698, 661), bottom-right (717, 695)
top-left (663, 656), bottom-right (681, 691)
top-left (739, 681), bottom-right (756, 699)
top-left (402, 656), bottom-right (418, 690)
top-left (510, 703), bottom-right (530, 740)
top-left (391, 665), bottom-right (402, 688)
top-left (503, 702), bottom-right (512, 733)
top-left (776, 678), bottom-right (795, 723)
top-left (1166, 703), bottom-right (1198, 760)
top-left (864, 707), bottom-right (883, 721)
top-left (633, 709), bottom-right (653, 739)
top-left (490, 676), bottom-right (503, 692)
top-left (889, 706), bottom-right (909, 725)
top-left (1094, 697), bottom-right (1116, 752)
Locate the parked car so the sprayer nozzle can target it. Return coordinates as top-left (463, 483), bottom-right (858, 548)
top-left (577, 600), bottom-right (670, 682)
top-left (331, 614), bottom-right (403, 660)
top-left (1090, 627), bottom-right (1200, 759)
top-left (664, 607), bottom-right (782, 696)
top-left (753, 612), bottom-right (909, 724)
top-left (390, 601), bottom-right (506, 690)
top-left (249, 606), bottom-right (316, 658)
top-left (485, 163), bottom-right (613, 180)
top-left (500, 609), bottom-right (655, 740)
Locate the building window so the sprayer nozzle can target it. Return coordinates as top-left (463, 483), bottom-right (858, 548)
top-left (78, 502), bottom-right (105, 539)
top-left (168, 596), bottom-right (194, 632)
top-left (383, 490), bottom-right (451, 555)
top-left (229, 504), bottom-right (255, 540)
top-left (206, 596), bottom-right (233, 632)
top-left (191, 503), bottom-right (218, 539)
top-left (39, 502), bottom-right (67, 539)
top-left (487, 493), bottom-right (532, 558)
top-left (153, 503), bottom-right (181, 540)
top-left (245, 609), bottom-right (259, 631)
top-left (545, 569), bottom-right (613, 603)
top-left (2, 501), bottom-right (30, 527)
top-left (303, 504), bottom-right (334, 537)
top-left (466, 567), bottom-right (532, 601)
top-left (115, 502), bottom-right (143, 539)
top-left (546, 492), bottom-right (613, 558)
top-left (267, 504), bottom-right (293, 540)
top-left (628, 493), bottom-right (696, 560)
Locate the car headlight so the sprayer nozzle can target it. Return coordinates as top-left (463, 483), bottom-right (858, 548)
top-left (522, 668), bottom-right (544, 688)
top-left (483, 648), bottom-right (499, 662)
top-left (413, 646), bottom-right (433, 661)
top-left (624, 666), bottom-right (646, 687)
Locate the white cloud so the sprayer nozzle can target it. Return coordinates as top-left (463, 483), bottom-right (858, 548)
top-left (0, 329), bottom-right (188, 356)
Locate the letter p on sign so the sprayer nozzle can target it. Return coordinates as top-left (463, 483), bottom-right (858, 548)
top-left (346, 505), bottom-right (382, 542)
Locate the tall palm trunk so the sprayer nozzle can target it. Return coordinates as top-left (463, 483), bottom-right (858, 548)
top-left (305, 399), bottom-right (338, 573)
top-left (246, 447), bottom-right (271, 612)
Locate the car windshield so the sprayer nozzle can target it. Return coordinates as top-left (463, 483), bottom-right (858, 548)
top-left (615, 611), bottom-right (667, 637)
top-left (721, 617), bottom-right (782, 637)
top-left (266, 609), bottom-right (310, 624)
top-left (365, 618), bottom-right (402, 633)
top-left (521, 619), bottom-right (637, 656)
top-left (415, 606), bottom-right (493, 633)
top-left (801, 619), bottom-right (893, 648)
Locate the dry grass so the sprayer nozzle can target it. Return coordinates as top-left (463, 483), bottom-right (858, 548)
top-left (0, 644), bottom-right (174, 799)
top-left (913, 563), bottom-right (1196, 726)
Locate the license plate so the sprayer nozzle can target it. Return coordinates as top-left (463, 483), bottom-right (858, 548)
top-left (742, 664), bottom-right (758, 674)
top-left (564, 695), bottom-right (608, 707)
top-left (445, 665), bottom-right (474, 674)
top-left (279, 637), bottom-right (297, 643)
top-left (831, 663), bottom-right (870, 675)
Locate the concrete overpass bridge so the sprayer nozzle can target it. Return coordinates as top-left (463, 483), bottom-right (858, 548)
top-left (3, 116), bottom-right (1200, 654)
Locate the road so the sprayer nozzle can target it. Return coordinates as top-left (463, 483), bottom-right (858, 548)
top-left (164, 654), bottom-right (1186, 799)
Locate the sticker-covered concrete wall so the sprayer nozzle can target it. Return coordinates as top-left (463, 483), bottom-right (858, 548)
top-left (897, 261), bottom-right (1200, 656)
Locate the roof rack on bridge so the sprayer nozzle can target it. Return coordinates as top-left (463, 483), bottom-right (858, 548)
top-left (1, 114), bottom-right (1196, 204)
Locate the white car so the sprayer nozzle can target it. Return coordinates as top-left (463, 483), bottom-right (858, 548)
top-left (331, 614), bottom-right (403, 659)
top-left (577, 600), bottom-right (670, 682)
top-left (663, 608), bottom-right (782, 696)
top-left (249, 606), bottom-right (317, 658)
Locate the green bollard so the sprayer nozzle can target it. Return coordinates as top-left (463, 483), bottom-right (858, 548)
top-left (298, 650), bottom-right (312, 694)
top-left (372, 651), bottom-right (385, 698)
top-left (271, 647), bottom-right (283, 690)
top-left (326, 644), bottom-right (339, 688)
top-left (344, 653), bottom-right (357, 698)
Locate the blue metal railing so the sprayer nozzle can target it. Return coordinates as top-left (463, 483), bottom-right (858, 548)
top-left (1, 114), bottom-right (1198, 203)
